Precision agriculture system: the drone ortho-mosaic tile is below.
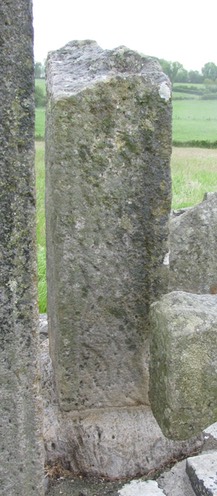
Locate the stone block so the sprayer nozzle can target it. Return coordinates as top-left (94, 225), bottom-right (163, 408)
top-left (186, 452), bottom-right (217, 496)
top-left (46, 40), bottom-right (172, 412)
top-left (149, 292), bottom-right (217, 440)
top-left (169, 192), bottom-right (217, 294)
top-left (202, 423), bottom-right (217, 452)
top-left (157, 459), bottom-right (196, 496)
top-left (118, 479), bottom-right (166, 495)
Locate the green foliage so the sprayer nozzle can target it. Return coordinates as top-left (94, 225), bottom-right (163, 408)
top-left (173, 82), bottom-right (217, 104)
top-left (188, 70), bottom-right (203, 84)
top-left (34, 62), bottom-right (45, 79)
top-left (204, 79), bottom-right (217, 93)
top-left (158, 58), bottom-right (217, 85)
top-left (202, 62), bottom-right (217, 81)
top-left (35, 79), bottom-right (46, 138)
top-left (173, 84), bottom-right (204, 95)
top-left (175, 68), bottom-right (189, 83)
top-left (173, 140), bottom-right (217, 148)
top-left (158, 59), bottom-right (184, 84)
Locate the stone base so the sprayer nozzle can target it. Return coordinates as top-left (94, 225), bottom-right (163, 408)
top-left (44, 404), bottom-right (202, 479)
top-left (60, 408), bottom-right (203, 478)
top-left (41, 326), bottom-right (202, 479)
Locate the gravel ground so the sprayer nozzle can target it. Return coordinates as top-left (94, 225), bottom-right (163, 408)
top-left (46, 459), bottom-right (197, 496)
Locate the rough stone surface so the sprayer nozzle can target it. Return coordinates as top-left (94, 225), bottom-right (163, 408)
top-left (169, 192), bottom-right (217, 294)
top-left (53, 407), bottom-right (202, 478)
top-left (149, 291), bottom-right (217, 440)
top-left (158, 460), bottom-right (196, 496)
top-left (202, 423), bottom-right (217, 452)
top-left (0, 1), bottom-right (45, 494)
top-left (118, 480), bottom-right (166, 495)
top-left (40, 316), bottom-right (203, 479)
top-left (40, 313), bottom-right (49, 341)
top-left (46, 40), bottom-right (172, 416)
top-left (186, 452), bottom-right (217, 496)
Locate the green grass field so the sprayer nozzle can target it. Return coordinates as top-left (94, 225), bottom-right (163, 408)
top-left (36, 142), bottom-right (46, 312)
top-left (171, 147), bottom-right (217, 208)
top-left (172, 99), bottom-right (217, 143)
top-left (35, 79), bottom-right (46, 140)
top-left (35, 108), bottom-right (45, 140)
top-left (35, 78), bottom-right (46, 91)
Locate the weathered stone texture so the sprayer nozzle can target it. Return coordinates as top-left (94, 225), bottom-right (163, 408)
top-left (169, 192), bottom-right (217, 294)
top-left (0, 1), bottom-right (44, 494)
top-left (186, 452), bottom-right (217, 496)
top-left (46, 40), bottom-right (172, 412)
top-left (41, 316), bottom-right (202, 479)
top-left (202, 422), bottom-right (217, 452)
top-left (149, 291), bottom-right (217, 440)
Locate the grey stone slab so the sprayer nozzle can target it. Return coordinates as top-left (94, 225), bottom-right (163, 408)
top-left (149, 291), bottom-right (217, 440)
top-left (118, 480), bottom-right (166, 495)
top-left (46, 40), bottom-right (172, 416)
top-left (169, 192), bottom-right (217, 294)
top-left (0, 0), bottom-right (44, 494)
top-left (158, 459), bottom-right (197, 496)
top-left (186, 452), bottom-right (217, 496)
top-left (203, 423), bottom-right (217, 452)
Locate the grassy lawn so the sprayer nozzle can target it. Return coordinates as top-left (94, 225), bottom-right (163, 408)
top-left (35, 142), bottom-right (217, 311)
top-left (35, 108), bottom-right (45, 140)
top-left (35, 78), bottom-right (45, 91)
top-left (171, 147), bottom-right (217, 208)
top-left (35, 142), bottom-right (46, 313)
top-left (172, 99), bottom-right (217, 143)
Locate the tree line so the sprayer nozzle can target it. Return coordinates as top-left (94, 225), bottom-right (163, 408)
top-left (158, 60), bottom-right (217, 85)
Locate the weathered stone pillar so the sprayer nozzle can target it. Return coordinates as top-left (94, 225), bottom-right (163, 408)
top-left (0, 1), bottom-right (45, 494)
top-left (46, 40), bottom-right (172, 410)
top-left (45, 41), bottom-right (177, 477)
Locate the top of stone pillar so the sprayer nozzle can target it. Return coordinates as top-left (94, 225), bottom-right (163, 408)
top-left (46, 39), bottom-right (170, 99)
